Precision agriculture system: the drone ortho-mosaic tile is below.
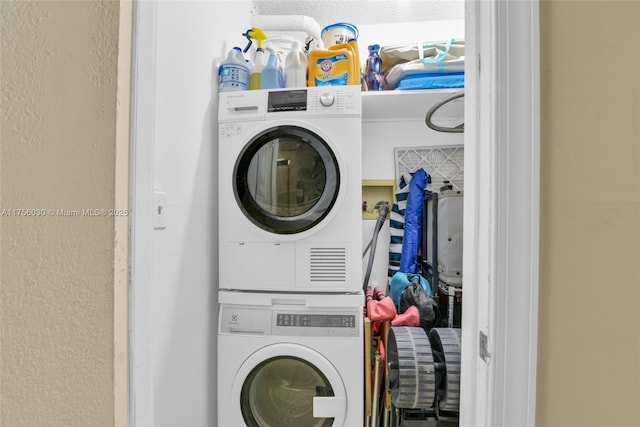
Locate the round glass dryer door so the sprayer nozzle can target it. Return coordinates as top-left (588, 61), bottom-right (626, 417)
top-left (234, 126), bottom-right (340, 235)
top-left (240, 356), bottom-right (335, 427)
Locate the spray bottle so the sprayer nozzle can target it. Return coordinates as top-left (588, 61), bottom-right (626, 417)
top-left (218, 47), bottom-right (249, 92)
top-left (243, 28), bottom-right (268, 90)
top-left (261, 46), bottom-right (285, 89)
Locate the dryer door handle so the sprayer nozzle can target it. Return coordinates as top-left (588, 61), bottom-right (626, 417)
top-left (232, 105), bottom-right (259, 112)
top-left (312, 396), bottom-right (346, 418)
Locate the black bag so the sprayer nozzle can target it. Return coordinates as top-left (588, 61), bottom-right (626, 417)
top-left (399, 282), bottom-right (440, 334)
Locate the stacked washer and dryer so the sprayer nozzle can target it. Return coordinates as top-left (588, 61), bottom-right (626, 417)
top-left (217, 86), bottom-right (365, 426)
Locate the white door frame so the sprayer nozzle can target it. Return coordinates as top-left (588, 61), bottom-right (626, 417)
top-left (129, 1), bottom-right (541, 425)
top-left (129, 1), bottom-right (157, 424)
top-left (460, 1), bottom-right (540, 426)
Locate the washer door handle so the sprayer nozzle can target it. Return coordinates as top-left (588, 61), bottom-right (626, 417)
top-left (312, 396), bottom-right (345, 418)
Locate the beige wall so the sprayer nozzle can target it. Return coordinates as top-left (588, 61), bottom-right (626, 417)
top-left (538, 1), bottom-right (640, 426)
top-left (0, 1), bottom-right (129, 425)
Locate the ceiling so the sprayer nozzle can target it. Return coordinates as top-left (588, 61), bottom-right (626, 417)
top-left (253, 0), bottom-right (465, 27)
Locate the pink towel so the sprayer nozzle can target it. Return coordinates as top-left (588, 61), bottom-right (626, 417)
top-left (367, 296), bottom-right (397, 322)
top-left (391, 305), bottom-right (420, 327)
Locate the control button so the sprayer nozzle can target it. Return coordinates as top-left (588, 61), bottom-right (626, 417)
top-left (319, 93), bottom-right (335, 107)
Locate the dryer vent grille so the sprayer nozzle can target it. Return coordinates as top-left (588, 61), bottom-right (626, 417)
top-left (309, 248), bottom-right (347, 282)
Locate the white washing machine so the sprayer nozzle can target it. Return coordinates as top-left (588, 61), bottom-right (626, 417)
top-left (218, 291), bottom-right (364, 427)
top-left (218, 87), bottom-right (362, 293)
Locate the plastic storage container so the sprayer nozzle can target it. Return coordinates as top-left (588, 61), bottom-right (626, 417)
top-left (218, 47), bottom-right (249, 92)
top-left (321, 22), bottom-right (358, 47)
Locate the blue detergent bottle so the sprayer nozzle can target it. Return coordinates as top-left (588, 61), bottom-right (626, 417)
top-left (218, 47), bottom-right (249, 92)
top-left (260, 52), bottom-right (284, 89)
top-left (365, 44), bottom-right (384, 91)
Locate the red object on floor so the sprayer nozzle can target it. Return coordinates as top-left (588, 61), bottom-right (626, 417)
top-left (367, 296), bottom-right (397, 322)
top-left (391, 305), bottom-right (420, 327)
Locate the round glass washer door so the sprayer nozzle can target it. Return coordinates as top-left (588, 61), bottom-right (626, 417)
top-left (234, 125), bottom-right (340, 235)
top-left (240, 356), bottom-right (335, 427)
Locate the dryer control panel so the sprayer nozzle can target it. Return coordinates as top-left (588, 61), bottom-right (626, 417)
top-left (218, 86), bottom-right (361, 123)
top-left (267, 89), bottom-right (308, 112)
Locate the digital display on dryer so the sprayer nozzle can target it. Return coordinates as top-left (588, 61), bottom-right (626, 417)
top-left (267, 90), bottom-right (307, 112)
top-left (276, 313), bottom-right (356, 328)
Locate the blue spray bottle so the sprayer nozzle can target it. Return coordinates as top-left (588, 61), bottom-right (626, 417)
top-left (365, 44), bottom-right (385, 91)
top-left (260, 49), bottom-right (285, 89)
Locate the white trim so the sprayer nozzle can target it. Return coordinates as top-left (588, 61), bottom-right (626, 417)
top-left (492, 2), bottom-right (540, 424)
top-left (459, 0), bottom-right (493, 423)
top-left (129, 1), bottom-right (541, 425)
top-left (115, 1), bottom-right (134, 425)
top-left (460, 1), bottom-right (540, 426)
top-left (129, 1), bottom-right (157, 425)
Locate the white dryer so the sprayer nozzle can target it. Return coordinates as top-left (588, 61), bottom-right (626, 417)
top-left (218, 87), bottom-right (362, 293)
top-left (217, 291), bottom-right (364, 427)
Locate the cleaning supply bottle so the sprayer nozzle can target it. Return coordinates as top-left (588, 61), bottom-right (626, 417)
top-left (284, 41), bottom-right (307, 88)
top-left (260, 51), bottom-right (285, 89)
top-left (330, 40), bottom-right (360, 83)
top-left (249, 47), bottom-right (266, 90)
top-left (348, 39), bottom-right (362, 81)
top-left (218, 47), bottom-right (249, 92)
top-left (365, 44), bottom-right (384, 91)
top-left (307, 47), bottom-right (357, 86)
top-left (243, 27), bottom-right (268, 90)
top-left (317, 42), bottom-right (360, 87)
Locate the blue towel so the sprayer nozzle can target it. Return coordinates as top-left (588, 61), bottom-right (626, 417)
top-left (399, 169), bottom-right (428, 274)
top-left (395, 72), bottom-right (464, 90)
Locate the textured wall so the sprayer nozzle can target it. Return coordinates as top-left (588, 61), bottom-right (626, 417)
top-left (0, 1), bottom-right (121, 425)
top-left (538, 1), bottom-right (640, 426)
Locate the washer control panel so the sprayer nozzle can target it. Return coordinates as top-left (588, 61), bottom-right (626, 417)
top-left (273, 311), bottom-right (359, 337)
top-left (220, 306), bottom-right (360, 337)
top-left (276, 313), bottom-right (356, 328)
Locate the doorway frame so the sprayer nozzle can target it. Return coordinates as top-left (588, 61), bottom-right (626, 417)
top-left (460, 1), bottom-right (540, 425)
top-left (128, 1), bottom-right (540, 425)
